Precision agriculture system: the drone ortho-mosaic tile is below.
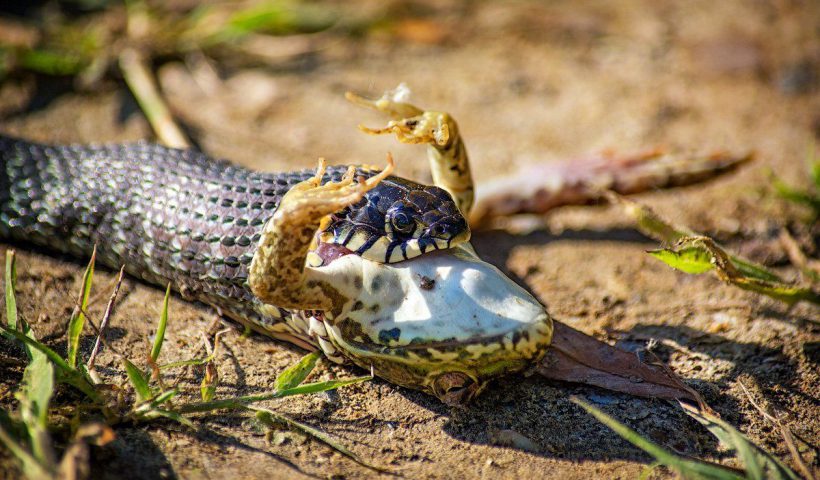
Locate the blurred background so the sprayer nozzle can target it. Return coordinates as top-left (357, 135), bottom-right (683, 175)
top-left (1, 1), bottom-right (816, 188)
top-left (0, 2), bottom-right (818, 478)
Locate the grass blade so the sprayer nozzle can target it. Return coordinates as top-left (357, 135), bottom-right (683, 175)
top-left (143, 409), bottom-right (195, 428)
top-left (87, 265), bottom-right (125, 369)
top-left (274, 376), bottom-right (372, 397)
top-left (1, 325), bottom-right (101, 403)
top-left (119, 48), bottom-right (190, 149)
top-left (122, 358), bottom-right (152, 403)
top-left (17, 343), bottom-right (56, 469)
top-left (274, 351), bottom-right (320, 391)
top-left (67, 248), bottom-right (96, 368)
top-left (253, 407), bottom-right (390, 473)
top-left (570, 397), bottom-right (745, 480)
top-left (149, 389), bottom-right (179, 408)
top-left (4, 250), bottom-right (18, 333)
top-left (178, 375), bottom-right (372, 414)
top-left (0, 425), bottom-right (54, 480)
top-left (679, 402), bottom-right (801, 480)
top-left (150, 283), bottom-right (171, 363)
top-left (572, 397), bottom-right (744, 480)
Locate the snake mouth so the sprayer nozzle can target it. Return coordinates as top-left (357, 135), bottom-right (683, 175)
top-left (318, 227), bottom-right (471, 264)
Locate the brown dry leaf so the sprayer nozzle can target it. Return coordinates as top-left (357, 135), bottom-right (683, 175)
top-left (537, 321), bottom-right (700, 403)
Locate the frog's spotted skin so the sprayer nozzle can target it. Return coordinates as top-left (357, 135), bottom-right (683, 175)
top-left (0, 87), bottom-right (554, 404)
top-left (314, 245), bottom-right (552, 403)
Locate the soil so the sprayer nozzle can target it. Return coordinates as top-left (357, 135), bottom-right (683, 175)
top-left (1, 1), bottom-right (818, 479)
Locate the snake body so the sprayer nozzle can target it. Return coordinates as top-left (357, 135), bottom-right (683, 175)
top-left (0, 135), bottom-right (466, 348)
top-left (0, 99), bottom-right (552, 404)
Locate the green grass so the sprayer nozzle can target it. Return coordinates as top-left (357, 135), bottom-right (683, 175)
top-left (614, 194), bottom-right (819, 307)
top-left (771, 151), bottom-right (820, 222)
top-left (0, 250), bottom-right (380, 478)
top-left (572, 397), bottom-right (801, 480)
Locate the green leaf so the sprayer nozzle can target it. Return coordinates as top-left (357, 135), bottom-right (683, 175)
top-left (122, 358), bottom-right (152, 403)
top-left (730, 258), bottom-right (784, 283)
top-left (648, 246), bottom-right (715, 274)
top-left (150, 284), bottom-right (171, 363)
top-left (4, 250), bottom-right (18, 333)
top-left (67, 250), bottom-right (96, 368)
top-left (649, 237), bottom-right (819, 307)
top-left (0, 425), bottom-right (54, 480)
top-left (615, 195), bottom-right (788, 283)
top-left (572, 397), bottom-right (744, 480)
top-left (178, 375), bottom-right (372, 414)
top-left (17, 335), bottom-right (56, 469)
top-left (680, 403), bottom-right (801, 480)
top-left (274, 351), bottom-right (320, 391)
top-left (0, 325), bottom-right (101, 403)
top-left (149, 389), bottom-right (179, 409)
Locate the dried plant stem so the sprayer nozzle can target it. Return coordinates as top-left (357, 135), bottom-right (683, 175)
top-left (119, 48), bottom-right (190, 149)
top-left (87, 266), bottom-right (125, 369)
top-left (738, 381), bottom-right (815, 480)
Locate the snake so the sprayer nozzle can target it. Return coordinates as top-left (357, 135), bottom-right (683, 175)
top-left (0, 86), bottom-right (554, 405)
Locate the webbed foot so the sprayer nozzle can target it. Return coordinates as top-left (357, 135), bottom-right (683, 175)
top-left (346, 84), bottom-right (474, 215)
top-left (277, 156), bottom-right (392, 222)
top-left (249, 155), bottom-right (394, 311)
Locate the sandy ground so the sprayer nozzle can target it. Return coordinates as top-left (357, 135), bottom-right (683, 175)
top-left (1, 0), bottom-right (819, 478)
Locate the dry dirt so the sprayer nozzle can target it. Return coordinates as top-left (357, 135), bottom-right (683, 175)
top-left (1, 1), bottom-right (819, 479)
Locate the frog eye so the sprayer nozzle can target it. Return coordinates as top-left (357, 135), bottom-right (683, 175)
top-left (391, 211), bottom-right (414, 234)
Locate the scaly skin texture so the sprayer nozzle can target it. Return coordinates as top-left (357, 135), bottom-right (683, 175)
top-left (0, 85), bottom-right (750, 403)
top-left (0, 135), bottom-right (463, 352)
top-left (248, 158), bottom-right (394, 311)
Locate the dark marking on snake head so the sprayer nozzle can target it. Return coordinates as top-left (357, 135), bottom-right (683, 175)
top-left (370, 275), bottom-right (383, 292)
top-left (352, 300), bottom-right (364, 311)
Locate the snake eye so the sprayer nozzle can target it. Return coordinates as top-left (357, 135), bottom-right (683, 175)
top-left (390, 211), bottom-right (415, 234)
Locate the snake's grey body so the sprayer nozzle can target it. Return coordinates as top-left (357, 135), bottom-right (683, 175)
top-left (0, 89), bottom-right (554, 404)
top-left (0, 135), bottom-right (388, 345)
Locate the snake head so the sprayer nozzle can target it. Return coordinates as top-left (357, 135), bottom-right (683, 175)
top-left (318, 175), bottom-right (470, 264)
top-left (313, 244), bottom-right (553, 405)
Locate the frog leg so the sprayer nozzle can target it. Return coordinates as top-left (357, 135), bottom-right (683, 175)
top-left (249, 156), bottom-right (393, 311)
top-left (346, 85), bottom-right (475, 216)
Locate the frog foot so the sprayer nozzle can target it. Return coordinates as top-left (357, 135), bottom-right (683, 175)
top-left (346, 88), bottom-right (454, 148)
top-left (249, 155), bottom-right (394, 311)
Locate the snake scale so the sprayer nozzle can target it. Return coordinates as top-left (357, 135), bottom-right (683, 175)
top-left (0, 87), bottom-right (555, 404)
